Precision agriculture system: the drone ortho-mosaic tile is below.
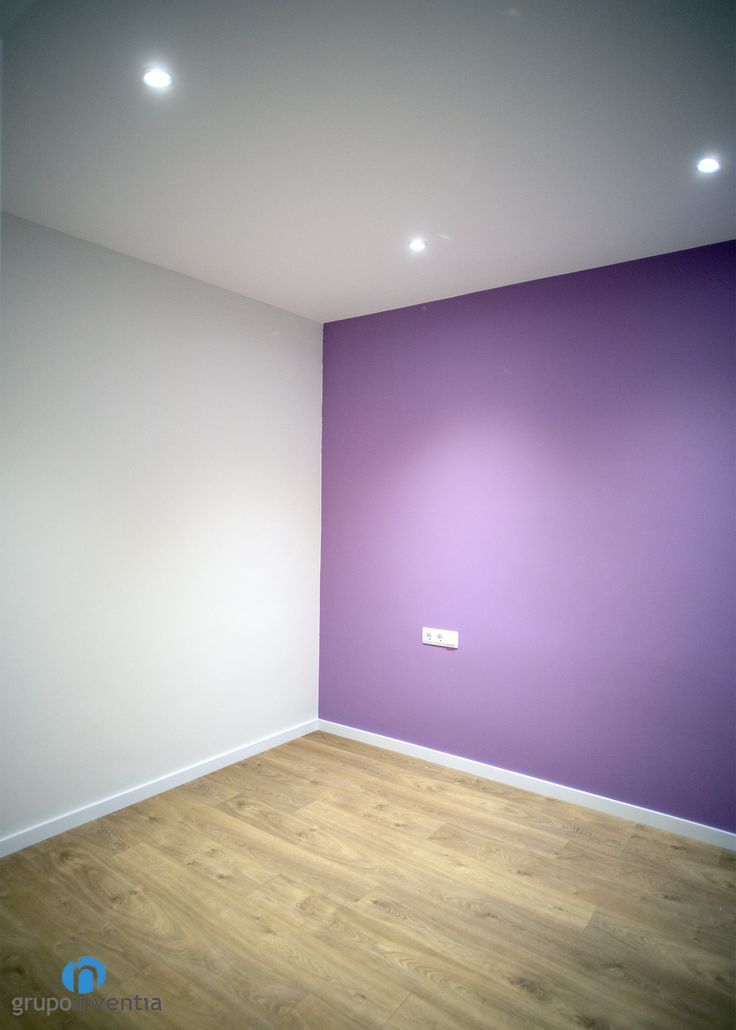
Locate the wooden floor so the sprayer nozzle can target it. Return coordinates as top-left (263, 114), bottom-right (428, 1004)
top-left (1, 732), bottom-right (734, 1029)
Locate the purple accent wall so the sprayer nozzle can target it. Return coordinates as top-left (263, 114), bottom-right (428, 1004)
top-left (319, 241), bottom-right (736, 833)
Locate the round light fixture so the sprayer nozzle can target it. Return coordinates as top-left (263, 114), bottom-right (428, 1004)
top-left (143, 67), bottom-right (173, 89)
top-left (696, 156), bottom-right (720, 174)
top-left (409, 238), bottom-right (427, 253)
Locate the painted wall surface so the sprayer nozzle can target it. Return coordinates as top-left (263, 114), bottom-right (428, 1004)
top-left (320, 241), bottom-right (735, 832)
top-left (0, 214), bottom-right (322, 841)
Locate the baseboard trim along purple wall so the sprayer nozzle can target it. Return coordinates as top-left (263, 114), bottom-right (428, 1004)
top-left (2, 720), bottom-right (732, 857)
top-left (319, 720), bottom-right (736, 851)
top-left (320, 241), bottom-right (735, 834)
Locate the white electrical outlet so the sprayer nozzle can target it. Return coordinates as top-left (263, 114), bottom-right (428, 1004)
top-left (422, 627), bottom-right (459, 649)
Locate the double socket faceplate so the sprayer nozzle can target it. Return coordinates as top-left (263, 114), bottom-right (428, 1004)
top-left (422, 627), bottom-right (459, 649)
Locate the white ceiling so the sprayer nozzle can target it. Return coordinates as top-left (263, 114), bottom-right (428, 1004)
top-left (2, 0), bottom-right (734, 323)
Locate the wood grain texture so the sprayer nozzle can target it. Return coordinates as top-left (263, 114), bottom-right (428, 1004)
top-left (1, 731), bottom-right (733, 1028)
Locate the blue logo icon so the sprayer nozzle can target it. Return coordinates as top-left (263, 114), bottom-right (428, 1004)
top-left (61, 957), bottom-right (106, 995)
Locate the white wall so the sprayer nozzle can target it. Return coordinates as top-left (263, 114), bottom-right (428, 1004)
top-left (0, 213), bottom-right (322, 844)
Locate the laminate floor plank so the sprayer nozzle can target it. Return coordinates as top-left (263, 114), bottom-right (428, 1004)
top-left (109, 842), bottom-right (308, 1027)
top-left (583, 907), bottom-right (734, 1026)
top-left (284, 992), bottom-right (386, 1030)
top-left (1, 731), bottom-right (733, 1029)
top-left (204, 762), bottom-right (325, 815)
top-left (296, 733), bottom-right (635, 844)
top-left (244, 874), bottom-right (551, 1030)
top-left (350, 884), bottom-right (692, 1030)
top-left (299, 786), bottom-right (447, 840)
top-left (433, 821), bottom-right (734, 951)
top-left (289, 797), bottom-right (597, 929)
top-left (115, 843), bottom-right (405, 1029)
top-left (287, 736), bottom-right (613, 856)
top-left (384, 990), bottom-right (486, 1030)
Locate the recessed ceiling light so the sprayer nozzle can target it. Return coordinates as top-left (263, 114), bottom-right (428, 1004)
top-left (696, 156), bottom-right (720, 174)
top-left (409, 238), bottom-right (427, 253)
top-left (143, 67), bottom-right (173, 89)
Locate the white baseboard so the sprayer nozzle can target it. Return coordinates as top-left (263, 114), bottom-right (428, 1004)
top-left (4, 715), bottom-right (732, 858)
top-left (318, 719), bottom-right (736, 851)
top-left (0, 718), bottom-right (319, 859)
